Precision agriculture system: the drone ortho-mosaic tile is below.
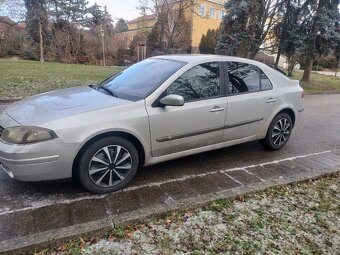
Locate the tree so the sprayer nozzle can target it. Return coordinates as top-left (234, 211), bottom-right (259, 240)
top-left (273, 0), bottom-right (309, 76)
top-left (216, 0), bottom-right (283, 59)
top-left (139, 0), bottom-right (194, 54)
top-left (25, 0), bottom-right (49, 62)
top-left (0, 0), bottom-right (26, 23)
top-left (115, 18), bottom-right (128, 33)
top-left (199, 28), bottom-right (219, 54)
top-left (302, 0), bottom-right (339, 81)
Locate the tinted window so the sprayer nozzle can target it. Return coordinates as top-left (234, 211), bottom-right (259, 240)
top-left (227, 62), bottom-right (260, 94)
top-left (166, 62), bottom-right (221, 102)
top-left (100, 59), bottom-right (185, 101)
top-left (260, 69), bottom-right (273, 90)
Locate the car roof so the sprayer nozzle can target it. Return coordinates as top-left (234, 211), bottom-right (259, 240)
top-left (151, 54), bottom-right (289, 80)
top-left (152, 54), bottom-right (263, 66)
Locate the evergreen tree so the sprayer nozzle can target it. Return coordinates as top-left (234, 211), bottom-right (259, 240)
top-left (302, 0), bottom-right (339, 81)
top-left (199, 28), bottom-right (219, 54)
top-left (216, 0), bottom-right (282, 59)
top-left (25, 0), bottom-right (48, 62)
top-left (115, 18), bottom-right (128, 33)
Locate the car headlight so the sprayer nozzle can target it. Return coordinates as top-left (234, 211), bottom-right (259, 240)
top-left (1, 126), bottom-right (57, 144)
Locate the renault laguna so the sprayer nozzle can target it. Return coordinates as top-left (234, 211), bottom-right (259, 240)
top-left (0, 55), bottom-right (304, 193)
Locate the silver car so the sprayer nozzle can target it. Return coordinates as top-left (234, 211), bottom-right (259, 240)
top-left (0, 55), bottom-right (304, 193)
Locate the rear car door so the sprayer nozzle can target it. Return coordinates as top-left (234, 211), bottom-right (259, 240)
top-left (146, 62), bottom-right (228, 157)
top-left (222, 61), bottom-right (278, 141)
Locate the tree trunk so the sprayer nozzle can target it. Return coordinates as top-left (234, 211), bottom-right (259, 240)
top-left (335, 58), bottom-right (339, 77)
top-left (302, 0), bottom-right (324, 81)
top-left (39, 21), bottom-right (44, 63)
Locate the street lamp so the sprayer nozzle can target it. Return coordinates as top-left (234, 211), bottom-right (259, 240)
top-left (100, 26), bottom-right (106, 66)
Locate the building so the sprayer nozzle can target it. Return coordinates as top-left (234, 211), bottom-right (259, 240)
top-left (190, 0), bottom-right (226, 53)
top-left (115, 0), bottom-right (226, 54)
top-left (115, 14), bottom-right (157, 49)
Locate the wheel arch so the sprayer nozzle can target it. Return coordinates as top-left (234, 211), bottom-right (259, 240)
top-left (72, 131), bottom-right (146, 179)
top-left (277, 107), bottom-right (296, 127)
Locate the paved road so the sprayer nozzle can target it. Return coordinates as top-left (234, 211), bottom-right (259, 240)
top-left (0, 94), bottom-right (340, 252)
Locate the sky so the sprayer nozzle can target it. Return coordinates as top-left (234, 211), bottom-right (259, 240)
top-left (88, 0), bottom-right (142, 22)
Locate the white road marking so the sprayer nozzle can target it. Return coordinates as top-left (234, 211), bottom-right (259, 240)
top-left (0, 150), bottom-right (332, 216)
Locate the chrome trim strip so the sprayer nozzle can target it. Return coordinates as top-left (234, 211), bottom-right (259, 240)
top-left (156, 118), bottom-right (264, 142)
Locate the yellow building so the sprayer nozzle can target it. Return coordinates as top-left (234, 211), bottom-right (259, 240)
top-left (115, 14), bottom-right (157, 48)
top-left (190, 0), bottom-right (226, 53)
top-left (115, 0), bottom-right (226, 53)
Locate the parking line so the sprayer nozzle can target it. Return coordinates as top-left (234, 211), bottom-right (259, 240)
top-left (0, 150), bottom-right (332, 216)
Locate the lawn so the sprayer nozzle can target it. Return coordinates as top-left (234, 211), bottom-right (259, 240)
top-left (0, 59), bottom-right (122, 99)
top-left (38, 173), bottom-right (340, 255)
top-left (291, 70), bottom-right (340, 94)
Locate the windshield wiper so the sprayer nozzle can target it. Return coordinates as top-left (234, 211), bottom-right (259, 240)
top-left (89, 84), bottom-right (98, 90)
top-left (98, 86), bottom-right (119, 98)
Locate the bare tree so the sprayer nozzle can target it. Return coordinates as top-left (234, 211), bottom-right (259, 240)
top-left (139, 0), bottom-right (196, 54)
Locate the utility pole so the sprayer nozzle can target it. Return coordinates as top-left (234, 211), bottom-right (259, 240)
top-left (39, 21), bottom-right (44, 63)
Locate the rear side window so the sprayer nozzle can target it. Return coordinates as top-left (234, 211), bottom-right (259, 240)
top-left (227, 62), bottom-right (260, 94)
top-left (260, 69), bottom-right (273, 90)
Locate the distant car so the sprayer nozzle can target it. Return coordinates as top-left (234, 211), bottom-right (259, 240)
top-left (0, 55), bottom-right (304, 193)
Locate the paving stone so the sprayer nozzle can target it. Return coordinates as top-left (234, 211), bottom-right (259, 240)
top-left (225, 170), bottom-right (262, 185)
top-left (205, 173), bottom-right (241, 190)
top-left (278, 160), bottom-right (311, 175)
top-left (180, 176), bottom-right (223, 195)
top-left (134, 186), bottom-right (168, 208)
top-left (309, 155), bottom-right (340, 168)
top-left (319, 152), bottom-right (340, 164)
top-left (159, 181), bottom-right (198, 201)
top-left (248, 165), bottom-right (281, 180)
top-left (0, 204), bottom-right (71, 241)
top-left (105, 190), bottom-right (143, 215)
top-left (294, 157), bottom-right (327, 171)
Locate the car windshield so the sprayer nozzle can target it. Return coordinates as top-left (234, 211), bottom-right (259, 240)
top-left (99, 58), bottom-right (186, 101)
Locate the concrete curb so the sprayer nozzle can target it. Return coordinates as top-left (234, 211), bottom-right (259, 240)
top-left (0, 97), bottom-right (23, 104)
top-left (1, 166), bottom-right (339, 254)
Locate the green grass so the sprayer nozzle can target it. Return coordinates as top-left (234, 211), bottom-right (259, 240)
top-left (0, 59), bottom-right (122, 98)
top-left (291, 70), bottom-right (340, 94)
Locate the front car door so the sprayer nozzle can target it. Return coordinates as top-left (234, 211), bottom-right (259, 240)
top-left (146, 61), bottom-right (227, 157)
top-left (222, 61), bottom-right (278, 141)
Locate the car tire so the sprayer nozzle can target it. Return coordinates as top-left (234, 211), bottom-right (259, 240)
top-left (260, 112), bottom-right (293, 151)
top-left (77, 137), bottom-right (139, 194)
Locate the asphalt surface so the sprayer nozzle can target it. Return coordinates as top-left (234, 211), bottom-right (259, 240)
top-left (0, 94), bottom-right (339, 213)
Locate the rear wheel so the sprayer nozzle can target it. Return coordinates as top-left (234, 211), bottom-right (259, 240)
top-left (77, 137), bottom-right (139, 194)
top-left (261, 113), bottom-right (292, 151)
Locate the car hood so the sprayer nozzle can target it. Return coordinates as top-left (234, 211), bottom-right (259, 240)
top-left (5, 86), bottom-right (131, 126)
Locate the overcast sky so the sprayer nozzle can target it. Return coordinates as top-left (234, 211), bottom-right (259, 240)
top-left (88, 0), bottom-right (142, 22)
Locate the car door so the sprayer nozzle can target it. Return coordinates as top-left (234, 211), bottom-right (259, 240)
top-left (222, 61), bottom-right (277, 141)
top-left (146, 62), bottom-right (227, 157)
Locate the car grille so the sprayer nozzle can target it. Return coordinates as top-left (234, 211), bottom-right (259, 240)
top-left (0, 126), bottom-right (4, 137)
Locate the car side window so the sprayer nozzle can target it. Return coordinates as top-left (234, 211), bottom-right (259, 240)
top-left (166, 62), bottom-right (221, 102)
top-left (260, 69), bottom-right (273, 90)
top-left (227, 62), bottom-right (260, 94)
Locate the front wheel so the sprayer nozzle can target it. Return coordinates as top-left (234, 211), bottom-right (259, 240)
top-left (260, 113), bottom-right (293, 151)
top-left (77, 137), bottom-right (139, 194)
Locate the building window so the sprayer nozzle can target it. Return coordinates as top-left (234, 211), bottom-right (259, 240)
top-left (209, 7), bottom-right (215, 18)
top-left (199, 4), bottom-right (206, 16)
top-left (219, 10), bottom-right (225, 19)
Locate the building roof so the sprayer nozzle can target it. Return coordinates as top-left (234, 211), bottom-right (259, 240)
top-left (128, 14), bottom-right (156, 24)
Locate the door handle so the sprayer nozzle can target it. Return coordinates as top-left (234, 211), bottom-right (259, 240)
top-left (266, 97), bottom-right (277, 103)
top-left (210, 106), bottom-right (225, 112)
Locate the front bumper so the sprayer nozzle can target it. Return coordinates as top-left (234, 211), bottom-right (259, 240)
top-left (0, 138), bottom-right (80, 181)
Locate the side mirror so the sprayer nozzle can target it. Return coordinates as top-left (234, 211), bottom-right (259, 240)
top-left (159, 94), bottom-right (184, 107)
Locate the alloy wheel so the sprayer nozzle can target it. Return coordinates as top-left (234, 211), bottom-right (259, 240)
top-left (272, 118), bottom-right (291, 146)
top-left (88, 145), bottom-right (132, 188)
